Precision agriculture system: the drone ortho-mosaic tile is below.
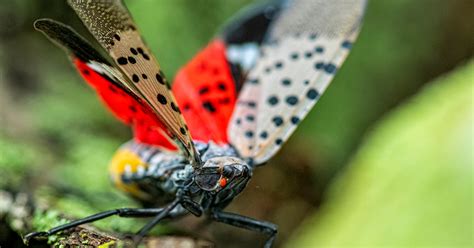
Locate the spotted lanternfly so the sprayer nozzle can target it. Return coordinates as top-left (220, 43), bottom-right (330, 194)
top-left (25, 0), bottom-right (367, 247)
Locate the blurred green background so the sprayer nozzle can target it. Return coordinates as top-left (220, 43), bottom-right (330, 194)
top-left (0, 0), bottom-right (472, 247)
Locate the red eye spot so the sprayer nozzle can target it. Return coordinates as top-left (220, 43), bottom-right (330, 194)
top-left (219, 177), bottom-right (227, 187)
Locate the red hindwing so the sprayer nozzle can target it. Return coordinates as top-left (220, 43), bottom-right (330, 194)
top-left (73, 39), bottom-right (237, 148)
top-left (172, 40), bottom-right (237, 144)
top-left (74, 58), bottom-right (177, 150)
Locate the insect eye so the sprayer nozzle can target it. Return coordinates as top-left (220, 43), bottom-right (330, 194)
top-left (222, 165), bottom-right (234, 178)
top-left (195, 173), bottom-right (220, 191)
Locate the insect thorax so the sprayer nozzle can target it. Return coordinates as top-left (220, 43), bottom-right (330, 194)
top-left (109, 140), bottom-right (249, 206)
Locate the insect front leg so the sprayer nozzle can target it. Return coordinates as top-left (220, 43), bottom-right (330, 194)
top-left (133, 198), bottom-right (181, 244)
top-left (210, 211), bottom-right (278, 248)
top-left (178, 193), bottom-right (204, 217)
top-left (23, 207), bottom-right (165, 245)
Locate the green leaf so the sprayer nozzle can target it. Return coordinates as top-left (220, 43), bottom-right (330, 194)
top-left (288, 61), bottom-right (473, 247)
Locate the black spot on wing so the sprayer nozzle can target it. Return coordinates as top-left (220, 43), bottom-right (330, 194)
top-left (171, 102), bottom-right (180, 113)
top-left (217, 82), bottom-right (227, 91)
top-left (306, 89), bottom-right (319, 100)
top-left (108, 85), bottom-right (118, 93)
top-left (315, 46), bottom-right (324, 53)
top-left (156, 73), bottom-right (165, 85)
top-left (267, 95), bottom-right (279, 106)
top-left (183, 103), bottom-right (191, 111)
top-left (247, 101), bottom-right (257, 108)
top-left (202, 101), bottom-right (216, 113)
top-left (324, 63), bottom-right (337, 74)
top-left (286, 95), bottom-right (298, 106)
top-left (291, 116), bottom-right (300, 124)
top-left (117, 57), bottom-right (128, 65)
top-left (249, 78), bottom-right (259, 84)
top-left (342, 40), bottom-right (352, 49)
top-left (132, 74), bottom-right (139, 83)
top-left (157, 94), bottom-right (167, 105)
top-left (199, 86), bottom-right (210, 95)
top-left (128, 56), bottom-right (136, 64)
top-left (245, 130), bottom-right (254, 138)
top-left (272, 116), bottom-right (284, 127)
top-left (275, 61), bottom-right (283, 69)
top-left (314, 62), bottom-right (325, 70)
top-left (281, 78), bottom-right (291, 86)
top-left (290, 52), bottom-right (299, 60)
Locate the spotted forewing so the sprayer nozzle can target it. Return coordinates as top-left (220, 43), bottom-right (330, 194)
top-left (67, 0), bottom-right (198, 164)
top-left (228, 0), bottom-right (367, 165)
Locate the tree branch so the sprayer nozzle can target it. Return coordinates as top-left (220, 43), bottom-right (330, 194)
top-left (0, 190), bottom-right (214, 248)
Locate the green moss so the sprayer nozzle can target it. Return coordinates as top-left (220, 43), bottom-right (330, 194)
top-left (31, 210), bottom-right (69, 245)
top-left (98, 241), bottom-right (117, 248)
top-left (288, 61), bottom-right (473, 247)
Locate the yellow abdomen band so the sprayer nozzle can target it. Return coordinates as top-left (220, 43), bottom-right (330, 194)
top-left (109, 148), bottom-right (151, 201)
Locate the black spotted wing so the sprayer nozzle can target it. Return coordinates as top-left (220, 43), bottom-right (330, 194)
top-left (67, 0), bottom-right (198, 164)
top-left (228, 0), bottom-right (367, 165)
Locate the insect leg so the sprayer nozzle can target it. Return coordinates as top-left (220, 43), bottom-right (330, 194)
top-left (180, 196), bottom-right (203, 217)
top-left (24, 207), bottom-right (165, 244)
top-left (134, 198), bottom-right (181, 244)
top-left (210, 211), bottom-right (278, 248)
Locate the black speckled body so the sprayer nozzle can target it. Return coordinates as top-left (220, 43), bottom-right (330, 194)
top-left (110, 141), bottom-right (252, 212)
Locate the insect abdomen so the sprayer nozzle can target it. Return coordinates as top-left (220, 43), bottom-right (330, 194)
top-left (108, 147), bottom-right (155, 201)
top-left (109, 141), bottom-right (187, 205)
